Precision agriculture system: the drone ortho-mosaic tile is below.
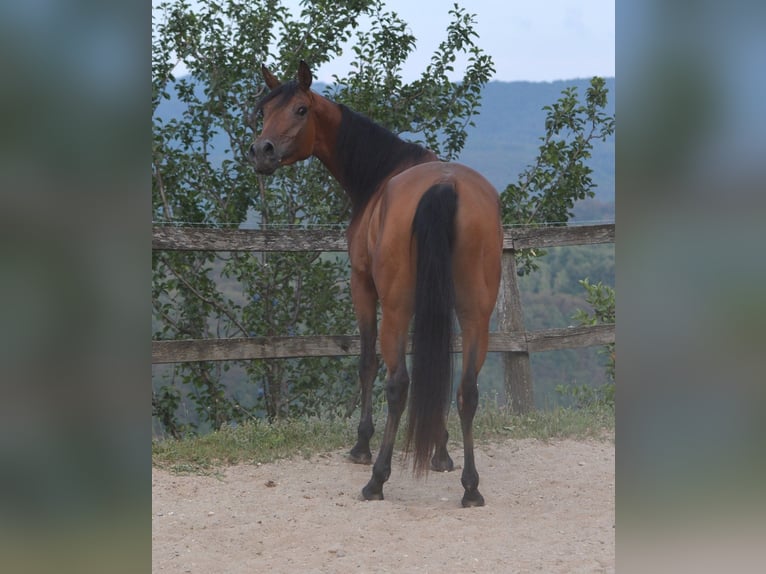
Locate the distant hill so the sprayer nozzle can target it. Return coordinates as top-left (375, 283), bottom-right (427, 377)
top-left (459, 78), bottom-right (615, 207)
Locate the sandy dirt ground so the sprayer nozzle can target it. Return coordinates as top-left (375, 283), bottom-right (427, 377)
top-left (152, 438), bottom-right (614, 573)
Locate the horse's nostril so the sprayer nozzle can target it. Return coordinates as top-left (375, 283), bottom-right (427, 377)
top-left (250, 140), bottom-right (276, 161)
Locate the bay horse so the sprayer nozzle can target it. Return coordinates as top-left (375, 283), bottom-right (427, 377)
top-left (249, 61), bottom-right (502, 507)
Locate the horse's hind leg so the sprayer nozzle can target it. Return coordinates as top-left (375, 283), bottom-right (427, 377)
top-left (431, 424), bottom-right (454, 472)
top-left (362, 307), bottom-right (410, 501)
top-left (361, 360), bottom-right (408, 500)
top-left (452, 204), bottom-right (501, 507)
top-left (457, 334), bottom-right (486, 507)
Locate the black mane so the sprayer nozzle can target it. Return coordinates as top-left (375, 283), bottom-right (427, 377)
top-left (334, 105), bottom-right (434, 217)
top-left (255, 80), bottom-right (300, 114)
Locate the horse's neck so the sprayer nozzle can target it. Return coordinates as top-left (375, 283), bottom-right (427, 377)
top-left (309, 95), bottom-right (345, 183)
top-left (314, 100), bottom-right (436, 211)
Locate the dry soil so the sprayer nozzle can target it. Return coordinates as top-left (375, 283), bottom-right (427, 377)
top-left (152, 437), bottom-right (614, 573)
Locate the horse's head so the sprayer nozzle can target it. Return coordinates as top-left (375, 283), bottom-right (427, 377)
top-left (249, 60), bottom-right (316, 175)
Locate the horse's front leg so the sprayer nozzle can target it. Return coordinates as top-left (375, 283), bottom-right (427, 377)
top-left (348, 273), bottom-right (378, 465)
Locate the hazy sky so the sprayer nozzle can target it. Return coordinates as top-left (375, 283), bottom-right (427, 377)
top-left (153, 0), bottom-right (615, 83)
top-left (310, 0), bottom-right (615, 83)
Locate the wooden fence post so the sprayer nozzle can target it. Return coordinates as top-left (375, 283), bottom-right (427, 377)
top-left (497, 250), bottom-right (534, 413)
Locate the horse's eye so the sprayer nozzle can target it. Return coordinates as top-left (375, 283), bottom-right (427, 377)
top-left (296, 106), bottom-right (308, 116)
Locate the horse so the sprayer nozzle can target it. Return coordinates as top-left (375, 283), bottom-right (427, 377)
top-left (249, 61), bottom-right (502, 507)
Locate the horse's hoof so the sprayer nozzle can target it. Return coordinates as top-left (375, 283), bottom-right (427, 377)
top-left (348, 448), bottom-right (372, 465)
top-left (431, 455), bottom-right (454, 472)
top-left (362, 484), bottom-right (384, 501)
top-left (461, 490), bottom-right (485, 508)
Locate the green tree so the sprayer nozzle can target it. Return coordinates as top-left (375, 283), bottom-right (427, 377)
top-left (573, 278), bottom-right (615, 382)
top-left (556, 278), bottom-right (615, 409)
top-left (152, 0), bottom-right (494, 434)
top-left (501, 77), bottom-right (615, 274)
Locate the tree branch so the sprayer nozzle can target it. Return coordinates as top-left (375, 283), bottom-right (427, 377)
top-left (161, 255), bottom-right (249, 337)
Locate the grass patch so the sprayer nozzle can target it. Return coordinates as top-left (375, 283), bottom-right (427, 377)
top-left (407, 402), bottom-right (613, 457)
top-left (152, 402), bottom-right (613, 473)
top-left (467, 399), bottom-right (614, 443)
top-left (152, 415), bottom-right (357, 473)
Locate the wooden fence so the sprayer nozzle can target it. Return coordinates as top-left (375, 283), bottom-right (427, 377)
top-left (152, 223), bottom-right (615, 413)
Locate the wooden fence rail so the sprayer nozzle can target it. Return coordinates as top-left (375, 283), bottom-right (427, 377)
top-left (152, 324), bottom-right (615, 363)
top-left (151, 223), bottom-right (615, 413)
top-left (152, 223), bottom-right (614, 252)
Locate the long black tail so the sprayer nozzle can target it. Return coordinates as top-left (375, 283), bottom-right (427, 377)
top-left (406, 182), bottom-right (457, 475)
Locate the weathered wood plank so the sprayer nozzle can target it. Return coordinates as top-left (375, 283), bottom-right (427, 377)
top-left (152, 224), bottom-right (614, 252)
top-left (152, 226), bottom-right (348, 252)
top-left (151, 324), bottom-right (614, 364)
top-left (527, 323), bottom-right (615, 352)
top-left (152, 335), bottom-right (361, 363)
top-left (504, 223), bottom-right (615, 250)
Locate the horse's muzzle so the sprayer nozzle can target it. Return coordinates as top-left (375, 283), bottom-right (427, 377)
top-left (249, 139), bottom-right (280, 174)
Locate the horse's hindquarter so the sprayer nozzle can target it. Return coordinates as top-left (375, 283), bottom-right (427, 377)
top-left (383, 161), bottom-right (501, 227)
top-left (448, 164), bottom-right (503, 316)
top-left (370, 162), bottom-right (502, 310)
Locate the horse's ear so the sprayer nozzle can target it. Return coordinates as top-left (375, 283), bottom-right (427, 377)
top-left (261, 64), bottom-right (280, 90)
top-left (297, 60), bottom-right (313, 91)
